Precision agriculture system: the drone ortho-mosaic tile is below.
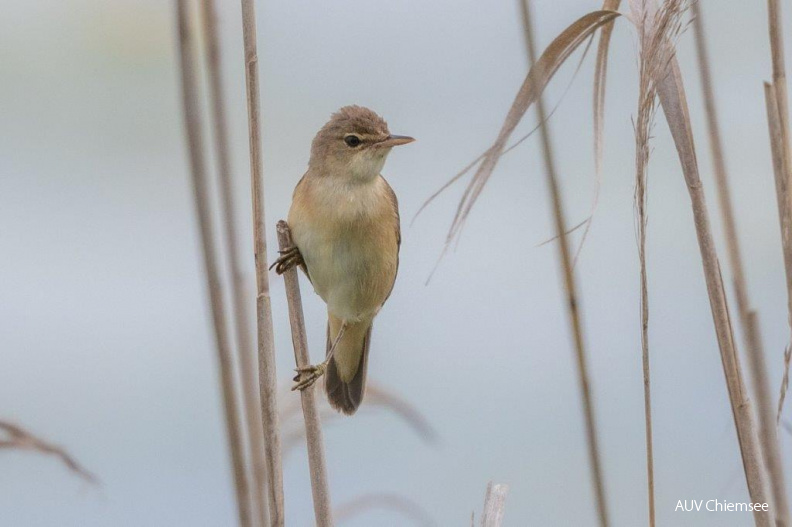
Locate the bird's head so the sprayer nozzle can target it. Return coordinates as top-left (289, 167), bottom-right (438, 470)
top-left (309, 105), bottom-right (414, 181)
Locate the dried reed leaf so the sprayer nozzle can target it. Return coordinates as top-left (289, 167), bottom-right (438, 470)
top-left (441, 10), bottom-right (620, 249)
top-left (412, 38), bottom-right (594, 229)
top-left (335, 493), bottom-right (436, 526)
top-left (535, 218), bottom-right (588, 247)
top-left (0, 421), bottom-right (98, 484)
top-left (576, 0), bottom-right (622, 265)
top-left (655, 35), bottom-right (773, 527)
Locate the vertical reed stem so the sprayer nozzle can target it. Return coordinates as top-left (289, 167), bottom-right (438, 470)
top-left (239, 1), bottom-right (286, 524)
top-left (199, 2), bottom-right (270, 524)
top-left (174, 2), bottom-right (252, 525)
top-left (767, 1), bottom-right (792, 431)
top-left (767, 1), bottom-right (792, 230)
top-left (520, 3), bottom-right (610, 526)
top-left (765, 83), bottom-right (792, 429)
top-left (693, 4), bottom-right (789, 525)
top-left (657, 61), bottom-right (771, 527)
top-left (276, 221), bottom-right (333, 527)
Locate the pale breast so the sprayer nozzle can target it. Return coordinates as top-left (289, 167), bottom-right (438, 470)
top-left (288, 174), bottom-right (399, 322)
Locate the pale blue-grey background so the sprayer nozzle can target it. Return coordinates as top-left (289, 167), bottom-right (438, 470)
top-left (2, 1), bottom-right (791, 525)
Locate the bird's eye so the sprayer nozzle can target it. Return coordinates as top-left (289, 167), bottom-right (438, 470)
top-left (344, 135), bottom-right (362, 147)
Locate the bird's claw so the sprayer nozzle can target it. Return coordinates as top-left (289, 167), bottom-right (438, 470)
top-left (291, 361), bottom-right (327, 391)
top-left (270, 246), bottom-right (304, 275)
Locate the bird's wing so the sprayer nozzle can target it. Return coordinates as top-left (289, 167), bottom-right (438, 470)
top-left (381, 175), bottom-right (400, 305)
top-left (291, 174), bottom-right (312, 282)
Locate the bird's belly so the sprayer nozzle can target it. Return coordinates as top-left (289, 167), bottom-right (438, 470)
top-left (296, 226), bottom-right (397, 322)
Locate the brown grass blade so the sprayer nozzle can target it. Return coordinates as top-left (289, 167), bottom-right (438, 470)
top-left (0, 421), bottom-right (98, 484)
top-left (411, 40), bottom-right (594, 230)
top-left (174, 2), bottom-right (253, 524)
top-left (693, 3), bottom-right (789, 524)
top-left (199, 2), bottom-right (271, 524)
top-left (656, 41), bottom-right (772, 527)
top-left (276, 220), bottom-right (333, 527)
top-left (576, 0), bottom-right (622, 265)
top-left (335, 493), bottom-right (435, 526)
top-left (239, 0), bottom-right (286, 524)
top-left (521, 3), bottom-right (610, 525)
top-left (440, 9), bottom-right (620, 251)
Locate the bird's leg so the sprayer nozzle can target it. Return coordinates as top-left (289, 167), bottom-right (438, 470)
top-left (292, 322), bottom-right (347, 391)
top-left (270, 245), bottom-right (304, 275)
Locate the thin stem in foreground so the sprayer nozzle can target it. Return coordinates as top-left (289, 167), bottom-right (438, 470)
top-left (520, 3), bottom-right (609, 526)
top-left (239, 0), bottom-right (285, 524)
top-left (693, 3), bottom-right (789, 525)
top-left (174, 2), bottom-right (252, 525)
top-left (276, 221), bottom-right (333, 527)
top-left (199, 1), bottom-right (269, 524)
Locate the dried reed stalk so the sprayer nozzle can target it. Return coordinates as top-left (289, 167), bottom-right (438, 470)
top-left (520, 3), bottom-right (610, 525)
top-left (199, 2), bottom-right (269, 524)
top-left (693, 4), bottom-right (789, 525)
top-left (633, 11), bottom-right (655, 524)
top-left (766, 0), bottom-right (792, 432)
top-left (0, 421), bottom-right (97, 484)
top-left (655, 40), bottom-right (772, 527)
top-left (767, 1), bottom-right (792, 228)
top-left (276, 220), bottom-right (333, 526)
top-left (174, 2), bottom-right (252, 524)
top-left (480, 482), bottom-right (509, 527)
top-left (239, 0), bottom-right (285, 524)
top-left (766, 82), bottom-right (792, 427)
top-left (629, 2), bottom-right (688, 523)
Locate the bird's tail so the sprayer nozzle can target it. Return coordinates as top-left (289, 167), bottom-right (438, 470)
top-left (324, 313), bottom-right (372, 415)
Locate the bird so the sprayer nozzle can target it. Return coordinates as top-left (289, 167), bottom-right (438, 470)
top-left (272, 105), bottom-right (414, 415)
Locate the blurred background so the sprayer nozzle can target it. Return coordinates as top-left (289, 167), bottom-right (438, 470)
top-left (2, 0), bottom-right (792, 525)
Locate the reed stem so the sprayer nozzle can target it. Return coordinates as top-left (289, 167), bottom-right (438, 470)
top-left (276, 221), bottom-right (333, 527)
top-left (239, 0), bottom-right (286, 523)
top-left (174, 2), bottom-right (252, 524)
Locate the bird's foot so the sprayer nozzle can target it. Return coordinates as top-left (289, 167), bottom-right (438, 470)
top-left (292, 360), bottom-right (329, 391)
top-left (270, 246), bottom-right (304, 275)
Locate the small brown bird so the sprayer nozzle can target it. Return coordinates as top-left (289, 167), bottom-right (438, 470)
top-left (273, 106), bottom-right (413, 414)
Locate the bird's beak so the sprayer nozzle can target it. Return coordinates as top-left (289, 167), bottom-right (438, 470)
top-left (375, 134), bottom-right (415, 148)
